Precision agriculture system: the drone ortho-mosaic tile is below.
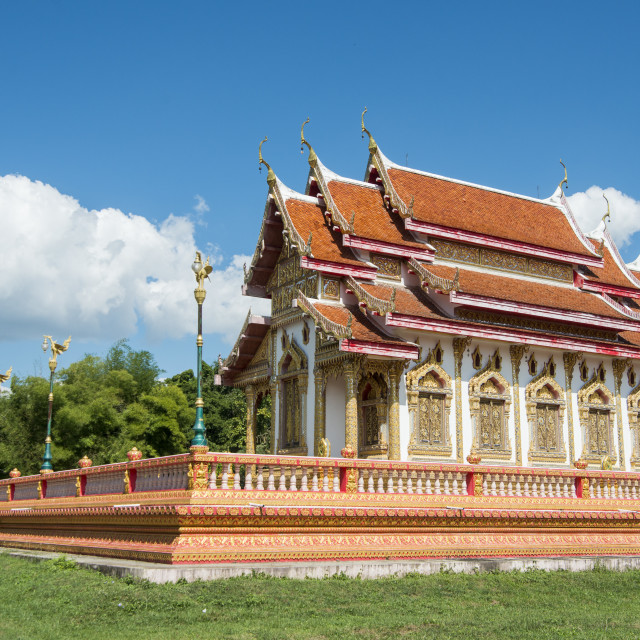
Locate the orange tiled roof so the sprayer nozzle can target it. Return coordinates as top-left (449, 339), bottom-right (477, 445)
top-left (359, 282), bottom-right (448, 320)
top-left (326, 180), bottom-right (424, 249)
top-left (426, 264), bottom-right (630, 320)
top-left (314, 302), bottom-right (409, 346)
top-left (285, 198), bottom-right (362, 267)
top-left (387, 168), bottom-right (594, 257)
top-left (581, 242), bottom-right (640, 291)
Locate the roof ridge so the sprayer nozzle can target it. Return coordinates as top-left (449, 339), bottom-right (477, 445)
top-left (600, 229), bottom-right (640, 289)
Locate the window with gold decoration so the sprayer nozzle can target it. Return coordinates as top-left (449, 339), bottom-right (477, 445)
top-left (406, 342), bottom-right (453, 459)
top-left (525, 358), bottom-right (566, 464)
top-left (358, 373), bottom-right (389, 459)
top-left (577, 364), bottom-right (615, 465)
top-left (276, 331), bottom-right (308, 455)
top-left (468, 350), bottom-right (512, 460)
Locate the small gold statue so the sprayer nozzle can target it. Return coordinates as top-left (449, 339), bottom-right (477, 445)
top-left (193, 251), bottom-right (213, 291)
top-left (42, 336), bottom-right (71, 366)
top-left (601, 455), bottom-right (614, 471)
top-left (318, 438), bottom-right (331, 458)
top-left (0, 367), bottom-right (12, 384)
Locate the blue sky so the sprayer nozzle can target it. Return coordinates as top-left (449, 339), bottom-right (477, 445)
top-left (1, 1), bottom-right (640, 381)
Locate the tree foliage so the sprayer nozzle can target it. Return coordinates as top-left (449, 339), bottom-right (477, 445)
top-left (0, 340), bottom-right (256, 478)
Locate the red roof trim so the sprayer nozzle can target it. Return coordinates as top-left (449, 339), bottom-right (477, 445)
top-left (301, 256), bottom-right (377, 280)
top-left (342, 235), bottom-right (434, 261)
top-left (577, 275), bottom-right (640, 300)
top-left (386, 313), bottom-right (640, 359)
top-left (450, 291), bottom-right (640, 332)
top-left (405, 219), bottom-right (604, 268)
top-left (339, 338), bottom-right (419, 360)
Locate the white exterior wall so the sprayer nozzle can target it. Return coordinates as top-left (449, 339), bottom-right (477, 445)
top-left (325, 375), bottom-right (346, 455)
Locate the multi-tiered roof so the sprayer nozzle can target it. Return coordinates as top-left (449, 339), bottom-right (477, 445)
top-left (224, 118), bottom-right (640, 383)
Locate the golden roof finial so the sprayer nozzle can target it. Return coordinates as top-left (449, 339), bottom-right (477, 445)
top-left (559, 159), bottom-right (568, 193)
top-left (258, 136), bottom-right (276, 187)
top-left (361, 107), bottom-right (377, 154)
top-left (300, 117), bottom-right (318, 167)
top-left (602, 193), bottom-right (611, 226)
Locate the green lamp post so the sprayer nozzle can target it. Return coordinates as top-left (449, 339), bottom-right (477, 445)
top-left (40, 335), bottom-right (71, 473)
top-left (190, 252), bottom-right (211, 450)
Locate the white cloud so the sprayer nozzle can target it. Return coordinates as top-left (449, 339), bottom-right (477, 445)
top-left (194, 194), bottom-right (209, 215)
top-left (0, 174), bottom-right (267, 343)
top-left (567, 186), bottom-right (640, 250)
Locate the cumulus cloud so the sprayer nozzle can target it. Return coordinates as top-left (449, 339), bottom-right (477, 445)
top-left (0, 175), bottom-right (267, 343)
top-left (194, 194), bottom-right (209, 215)
top-left (567, 186), bottom-right (640, 250)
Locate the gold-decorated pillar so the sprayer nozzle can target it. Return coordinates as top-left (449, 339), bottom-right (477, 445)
top-left (509, 344), bottom-right (528, 466)
top-left (244, 384), bottom-right (256, 454)
top-left (343, 358), bottom-right (359, 453)
top-left (453, 337), bottom-right (472, 463)
top-left (613, 358), bottom-right (630, 470)
top-left (388, 362), bottom-right (402, 460)
top-left (313, 367), bottom-right (326, 456)
top-left (563, 352), bottom-right (580, 465)
top-left (270, 378), bottom-right (278, 454)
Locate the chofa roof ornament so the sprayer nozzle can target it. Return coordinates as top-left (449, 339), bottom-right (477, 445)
top-left (559, 159), bottom-right (568, 193)
top-left (361, 107), bottom-right (378, 154)
top-left (300, 117), bottom-right (318, 167)
top-left (258, 136), bottom-right (277, 187)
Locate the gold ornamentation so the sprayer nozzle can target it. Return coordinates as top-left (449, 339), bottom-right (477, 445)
top-left (408, 258), bottom-right (459, 292)
top-left (469, 354), bottom-right (512, 460)
top-left (455, 308), bottom-right (616, 341)
top-left (78, 456), bottom-right (92, 469)
top-left (601, 455), bottom-right (614, 470)
top-left (481, 248), bottom-right (527, 273)
top-left (322, 277), bottom-right (340, 300)
top-left (453, 337), bottom-right (472, 462)
top-left (0, 367), bottom-right (11, 384)
top-left (613, 358), bottom-right (630, 470)
top-left (406, 345), bottom-right (453, 459)
top-left (471, 345), bottom-right (483, 370)
top-left (42, 335), bottom-right (71, 370)
top-left (9, 468), bottom-right (21, 478)
top-left (124, 470), bottom-right (131, 494)
top-left (192, 251), bottom-right (213, 295)
top-left (75, 476), bottom-right (82, 498)
top-left (127, 447), bottom-right (143, 462)
top-left (466, 453), bottom-right (482, 464)
top-left (559, 159), bottom-right (568, 193)
top-left (577, 371), bottom-right (616, 464)
top-left (318, 437), bottom-right (331, 457)
top-left (510, 344), bottom-right (528, 466)
top-left (429, 238), bottom-right (572, 282)
top-left (371, 254), bottom-right (401, 280)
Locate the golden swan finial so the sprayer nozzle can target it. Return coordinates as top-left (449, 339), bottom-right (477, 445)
top-left (0, 367), bottom-right (12, 384)
top-left (258, 136), bottom-right (276, 186)
top-left (602, 193), bottom-right (611, 226)
top-left (559, 159), bottom-right (568, 193)
top-left (300, 117), bottom-right (317, 166)
top-left (361, 107), bottom-right (377, 154)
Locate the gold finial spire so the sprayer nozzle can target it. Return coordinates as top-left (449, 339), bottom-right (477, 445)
top-left (602, 193), bottom-right (611, 226)
top-left (300, 117), bottom-right (318, 166)
top-left (361, 107), bottom-right (377, 154)
top-left (559, 159), bottom-right (568, 193)
top-left (258, 136), bottom-right (276, 187)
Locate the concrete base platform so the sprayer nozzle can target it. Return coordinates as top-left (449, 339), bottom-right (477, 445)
top-left (5, 548), bottom-right (640, 583)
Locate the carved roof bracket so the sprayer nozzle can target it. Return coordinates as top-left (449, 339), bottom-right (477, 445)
top-left (345, 276), bottom-right (396, 315)
top-left (296, 290), bottom-right (352, 340)
top-left (407, 258), bottom-right (459, 293)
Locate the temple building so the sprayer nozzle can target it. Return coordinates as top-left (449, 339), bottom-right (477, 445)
top-left (222, 116), bottom-right (640, 470)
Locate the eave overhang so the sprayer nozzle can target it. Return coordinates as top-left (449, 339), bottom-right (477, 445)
top-left (300, 256), bottom-right (377, 280)
top-left (342, 235), bottom-right (434, 261)
top-left (385, 313), bottom-right (640, 359)
top-left (222, 314), bottom-right (272, 385)
top-left (339, 339), bottom-right (419, 360)
top-left (575, 273), bottom-right (640, 301)
top-left (449, 291), bottom-right (640, 332)
top-left (405, 219), bottom-right (605, 269)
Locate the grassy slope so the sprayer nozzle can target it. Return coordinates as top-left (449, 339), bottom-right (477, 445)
top-left (1, 553), bottom-right (639, 640)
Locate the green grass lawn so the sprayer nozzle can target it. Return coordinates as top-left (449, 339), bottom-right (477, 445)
top-left (1, 553), bottom-right (639, 640)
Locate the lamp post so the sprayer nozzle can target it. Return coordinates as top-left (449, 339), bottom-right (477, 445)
top-left (40, 335), bottom-right (71, 474)
top-left (190, 252), bottom-right (211, 450)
